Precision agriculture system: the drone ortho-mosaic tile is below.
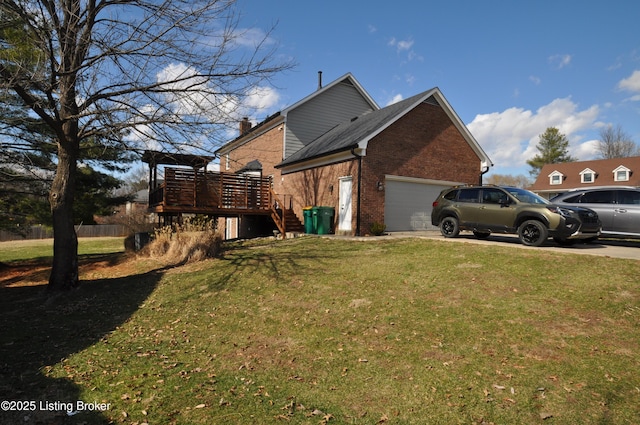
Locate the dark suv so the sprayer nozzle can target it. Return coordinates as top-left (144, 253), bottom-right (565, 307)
top-left (431, 185), bottom-right (601, 246)
top-left (551, 187), bottom-right (640, 239)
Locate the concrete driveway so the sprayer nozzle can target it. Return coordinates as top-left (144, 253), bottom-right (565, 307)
top-left (387, 231), bottom-right (640, 261)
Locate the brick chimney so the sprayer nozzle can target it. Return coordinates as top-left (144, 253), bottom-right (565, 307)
top-left (239, 117), bottom-right (251, 135)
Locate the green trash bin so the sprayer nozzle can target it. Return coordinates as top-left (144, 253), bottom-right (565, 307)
top-left (316, 206), bottom-right (335, 235)
top-left (311, 206), bottom-right (319, 234)
top-left (303, 206), bottom-right (315, 234)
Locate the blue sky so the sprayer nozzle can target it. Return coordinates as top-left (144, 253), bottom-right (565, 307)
top-left (233, 0), bottom-right (640, 178)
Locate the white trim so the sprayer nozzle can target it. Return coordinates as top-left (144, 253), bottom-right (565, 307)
top-left (613, 165), bottom-right (631, 182)
top-left (385, 175), bottom-right (464, 186)
top-left (353, 89), bottom-right (492, 171)
top-left (579, 167), bottom-right (596, 184)
top-left (279, 149), bottom-right (365, 175)
top-left (282, 73), bottom-right (379, 118)
top-left (548, 170), bottom-right (564, 185)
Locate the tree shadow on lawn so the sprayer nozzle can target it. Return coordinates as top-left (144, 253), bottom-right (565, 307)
top-left (214, 239), bottom-right (341, 289)
top-left (0, 254), bottom-right (166, 424)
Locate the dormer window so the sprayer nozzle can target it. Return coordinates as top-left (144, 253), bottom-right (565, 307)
top-left (548, 170), bottom-right (564, 185)
top-left (580, 168), bottom-right (596, 184)
top-left (613, 165), bottom-right (631, 182)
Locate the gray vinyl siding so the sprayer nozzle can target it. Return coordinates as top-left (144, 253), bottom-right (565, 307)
top-left (284, 81), bottom-right (376, 158)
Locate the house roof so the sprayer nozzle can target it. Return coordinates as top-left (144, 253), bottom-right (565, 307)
top-left (281, 72), bottom-right (379, 117)
top-left (529, 156), bottom-right (640, 192)
top-left (276, 87), bottom-right (492, 171)
top-left (215, 73), bottom-right (378, 156)
top-left (238, 159), bottom-right (262, 173)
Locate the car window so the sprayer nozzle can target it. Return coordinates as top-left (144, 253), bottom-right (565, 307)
top-left (443, 189), bottom-right (458, 201)
top-left (580, 190), bottom-right (615, 203)
top-left (617, 190), bottom-right (640, 205)
top-left (458, 188), bottom-right (480, 203)
top-left (559, 194), bottom-right (582, 203)
top-left (482, 188), bottom-right (508, 204)
top-left (505, 187), bottom-right (549, 204)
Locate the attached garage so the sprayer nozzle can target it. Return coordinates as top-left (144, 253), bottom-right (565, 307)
top-left (384, 175), bottom-right (461, 231)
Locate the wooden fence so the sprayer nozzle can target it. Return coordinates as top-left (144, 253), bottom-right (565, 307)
top-left (0, 224), bottom-right (129, 241)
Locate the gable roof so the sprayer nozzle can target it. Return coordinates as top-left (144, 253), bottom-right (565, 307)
top-left (282, 72), bottom-right (379, 117)
top-left (215, 73), bottom-right (377, 156)
top-left (530, 156), bottom-right (640, 192)
top-left (276, 87), bottom-right (492, 172)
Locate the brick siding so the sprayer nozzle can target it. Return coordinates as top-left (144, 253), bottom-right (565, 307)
top-left (226, 102), bottom-right (482, 235)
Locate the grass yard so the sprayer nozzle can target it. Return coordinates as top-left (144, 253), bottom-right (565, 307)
top-left (0, 236), bottom-right (638, 424)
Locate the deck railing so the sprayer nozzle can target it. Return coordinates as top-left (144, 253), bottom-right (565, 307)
top-left (149, 168), bottom-right (272, 211)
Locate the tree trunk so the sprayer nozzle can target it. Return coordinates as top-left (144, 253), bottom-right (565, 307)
top-left (47, 128), bottom-right (80, 291)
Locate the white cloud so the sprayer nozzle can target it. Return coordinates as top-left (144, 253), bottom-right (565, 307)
top-left (467, 97), bottom-right (600, 172)
top-left (385, 94), bottom-right (404, 106)
top-left (388, 37), bottom-right (413, 51)
top-left (232, 27), bottom-right (275, 48)
top-left (529, 75), bottom-right (541, 85)
top-left (548, 54), bottom-right (572, 69)
top-left (244, 86), bottom-right (280, 111)
top-left (397, 39), bottom-right (414, 51)
top-left (618, 70), bottom-right (640, 93)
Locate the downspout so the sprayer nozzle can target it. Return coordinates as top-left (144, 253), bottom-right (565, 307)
top-left (479, 164), bottom-right (490, 185)
top-left (351, 147), bottom-right (362, 236)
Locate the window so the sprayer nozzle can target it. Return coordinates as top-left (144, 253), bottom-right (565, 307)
top-left (225, 153), bottom-right (230, 170)
top-left (617, 190), bottom-right (640, 205)
top-left (580, 190), bottom-right (615, 204)
top-left (482, 188), bottom-right (508, 204)
top-left (561, 194), bottom-right (582, 203)
top-left (580, 168), bottom-right (596, 184)
top-left (548, 171), bottom-right (563, 185)
top-left (458, 188), bottom-right (480, 203)
top-left (444, 189), bottom-right (458, 201)
top-left (613, 166), bottom-right (631, 182)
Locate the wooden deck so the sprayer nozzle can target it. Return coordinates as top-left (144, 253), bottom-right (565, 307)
top-left (148, 168), bottom-right (273, 216)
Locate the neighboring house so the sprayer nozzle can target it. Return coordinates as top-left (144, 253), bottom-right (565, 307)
top-left (216, 72), bottom-right (492, 236)
top-left (530, 156), bottom-right (640, 199)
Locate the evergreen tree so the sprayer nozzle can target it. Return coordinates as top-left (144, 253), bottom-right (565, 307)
top-left (526, 127), bottom-right (576, 177)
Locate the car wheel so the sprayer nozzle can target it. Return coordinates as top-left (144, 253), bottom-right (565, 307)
top-left (518, 220), bottom-right (548, 247)
top-left (473, 230), bottom-right (491, 239)
top-left (440, 216), bottom-right (460, 238)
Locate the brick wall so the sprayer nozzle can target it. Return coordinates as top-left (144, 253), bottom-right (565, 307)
top-left (225, 102), bottom-right (483, 236)
top-left (359, 102), bottom-right (482, 233)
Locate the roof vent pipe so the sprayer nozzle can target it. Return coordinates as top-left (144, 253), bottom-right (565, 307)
top-left (317, 71), bottom-right (322, 90)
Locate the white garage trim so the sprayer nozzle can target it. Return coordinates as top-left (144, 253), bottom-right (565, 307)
top-left (385, 175), bottom-right (463, 186)
top-left (384, 175), bottom-right (463, 231)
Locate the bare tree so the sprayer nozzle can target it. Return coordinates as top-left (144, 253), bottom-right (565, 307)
top-left (597, 125), bottom-right (639, 159)
top-left (485, 174), bottom-right (532, 189)
top-left (0, 0), bottom-right (292, 292)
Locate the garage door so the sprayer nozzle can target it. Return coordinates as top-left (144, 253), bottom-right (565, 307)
top-left (384, 176), bottom-right (461, 231)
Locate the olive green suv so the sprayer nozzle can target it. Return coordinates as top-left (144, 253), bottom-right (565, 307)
top-left (431, 185), bottom-right (601, 246)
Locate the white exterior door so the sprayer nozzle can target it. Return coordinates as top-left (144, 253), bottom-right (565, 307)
top-left (338, 177), bottom-right (353, 232)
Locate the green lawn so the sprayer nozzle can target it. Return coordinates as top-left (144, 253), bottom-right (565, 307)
top-left (0, 236), bottom-right (638, 424)
top-left (0, 236), bottom-right (125, 263)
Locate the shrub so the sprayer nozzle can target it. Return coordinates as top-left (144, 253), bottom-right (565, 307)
top-left (370, 222), bottom-right (387, 236)
top-left (142, 218), bottom-right (223, 264)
